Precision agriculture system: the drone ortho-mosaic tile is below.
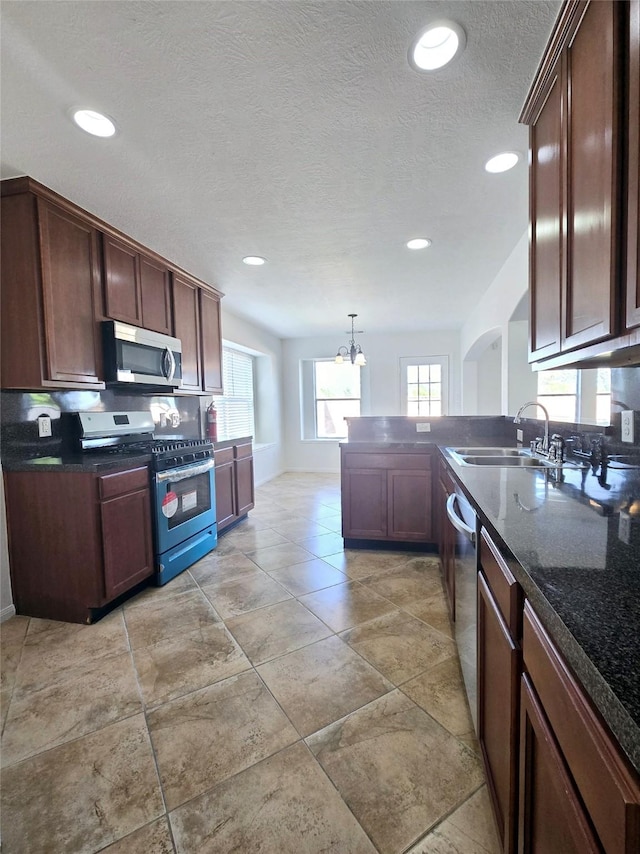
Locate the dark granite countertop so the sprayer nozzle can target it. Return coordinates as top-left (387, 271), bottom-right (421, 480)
top-left (438, 446), bottom-right (640, 775)
top-left (1, 452), bottom-right (152, 473)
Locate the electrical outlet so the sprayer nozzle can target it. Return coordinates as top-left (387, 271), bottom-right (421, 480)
top-left (621, 410), bottom-right (634, 444)
top-left (37, 415), bottom-right (52, 438)
top-left (516, 429), bottom-right (524, 443)
top-left (416, 422), bottom-right (431, 433)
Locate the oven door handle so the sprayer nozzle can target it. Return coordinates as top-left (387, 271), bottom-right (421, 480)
top-left (156, 458), bottom-right (215, 483)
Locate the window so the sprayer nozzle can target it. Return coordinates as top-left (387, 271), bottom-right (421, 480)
top-left (537, 370), bottom-right (578, 422)
top-left (536, 368), bottom-right (611, 424)
top-left (314, 360), bottom-right (361, 439)
top-left (596, 368), bottom-right (611, 426)
top-left (215, 347), bottom-right (255, 440)
top-left (401, 357), bottom-right (448, 416)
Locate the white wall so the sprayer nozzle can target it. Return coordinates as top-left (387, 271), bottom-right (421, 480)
top-left (461, 231), bottom-right (536, 414)
top-left (282, 330), bottom-right (461, 473)
top-left (477, 340), bottom-right (502, 415)
top-left (219, 309), bottom-right (285, 485)
top-left (0, 466), bottom-right (15, 622)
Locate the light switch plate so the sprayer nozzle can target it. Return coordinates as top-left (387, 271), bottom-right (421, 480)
top-left (621, 410), bottom-right (634, 444)
top-left (416, 422), bottom-right (431, 433)
top-left (516, 429), bottom-right (524, 443)
top-left (37, 415), bottom-right (52, 438)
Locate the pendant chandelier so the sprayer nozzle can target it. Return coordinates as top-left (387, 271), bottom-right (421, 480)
top-left (335, 313), bottom-right (366, 366)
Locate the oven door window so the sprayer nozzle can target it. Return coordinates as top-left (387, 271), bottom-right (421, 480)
top-left (161, 471), bottom-right (211, 529)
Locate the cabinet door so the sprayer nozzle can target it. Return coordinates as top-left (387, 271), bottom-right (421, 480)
top-left (438, 473), bottom-right (455, 618)
top-left (478, 573), bottom-right (520, 854)
top-left (235, 456), bottom-right (255, 517)
top-left (140, 254), bottom-right (172, 335)
top-left (562, 0), bottom-right (619, 351)
top-left (173, 274), bottom-right (202, 391)
top-left (518, 675), bottom-right (600, 854)
top-left (101, 487), bottom-right (154, 600)
top-left (626, 0), bottom-right (640, 330)
top-left (38, 199), bottom-right (103, 384)
top-left (342, 469), bottom-right (387, 538)
top-left (103, 234), bottom-right (142, 326)
top-left (387, 469), bottom-right (432, 541)
top-left (529, 64), bottom-right (563, 361)
top-left (215, 460), bottom-right (236, 531)
top-left (200, 289), bottom-right (223, 393)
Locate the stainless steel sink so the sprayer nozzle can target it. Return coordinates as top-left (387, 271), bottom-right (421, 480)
top-left (458, 455), bottom-right (551, 468)
top-left (446, 447), bottom-right (525, 457)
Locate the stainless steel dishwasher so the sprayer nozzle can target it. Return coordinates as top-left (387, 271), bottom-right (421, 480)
top-left (446, 488), bottom-right (479, 732)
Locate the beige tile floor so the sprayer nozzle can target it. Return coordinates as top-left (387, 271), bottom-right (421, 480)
top-left (0, 472), bottom-right (500, 854)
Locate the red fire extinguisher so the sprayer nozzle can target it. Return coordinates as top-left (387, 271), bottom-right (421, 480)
top-left (206, 400), bottom-right (218, 442)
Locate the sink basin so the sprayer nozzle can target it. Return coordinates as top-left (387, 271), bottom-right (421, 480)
top-left (605, 455), bottom-right (640, 469)
top-left (458, 455), bottom-right (551, 468)
top-left (447, 447), bottom-right (527, 457)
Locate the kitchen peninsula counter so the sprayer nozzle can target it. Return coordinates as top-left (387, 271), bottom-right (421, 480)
top-left (443, 445), bottom-right (640, 775)
top-left (341, 437), bottom-right (640, 773)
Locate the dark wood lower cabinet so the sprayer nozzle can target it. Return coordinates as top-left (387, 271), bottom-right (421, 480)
top-left (519, 674), bottom-right (601, 854)
top-left (3, 466), bottom-right (154, 623)
top-left (215, 439), bottom-right (255, 535)
top-left (478, 572), bottom-right (520, 854)
top-left (437, 462), bottom-right (455, 618)
top-left (340, 448), bottom-right (434, 544)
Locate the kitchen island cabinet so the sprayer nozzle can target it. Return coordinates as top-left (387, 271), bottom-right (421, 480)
top-left (437, 458), bottom-right (456, 618)
top-left (340, 445), bottom-right (434, 546)
top-left (215, 438), bottom-right (255, 534)
top-left (1, 179), bottom-right (104, 389)
top-left (3, 464), bottom-right (154, 623)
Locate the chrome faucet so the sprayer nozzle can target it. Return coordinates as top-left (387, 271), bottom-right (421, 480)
top-left (514, 401), bottom-right (550, 454)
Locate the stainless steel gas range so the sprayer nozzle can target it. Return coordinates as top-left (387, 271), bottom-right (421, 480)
top-left (70, 411), bottom-right (217, 584)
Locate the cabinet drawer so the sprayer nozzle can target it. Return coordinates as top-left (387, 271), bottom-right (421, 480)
top-left (98, 466), bottom-right (149, 500)
top-left (343, 452), bottom-right (431, 470)
top-left (234, 442), bottom-right (253, 460)
top-left (523, 603), bottom-right (640, 854)
top-left (215, 447), bottom-right (234, 466)
top-left (480, 528), bottom-right (522, 639)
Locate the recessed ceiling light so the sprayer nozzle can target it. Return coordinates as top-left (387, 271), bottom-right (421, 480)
top-left (242, 256), bottom-right (266, 266)
top-left (409, 21), bottom-right (466, 71)
top-left (72, 109), bottom-right (116, 137)
top-left (485, 152), bottom-right (520, 173)
top-left (406, 238), bottom-right (432, 250)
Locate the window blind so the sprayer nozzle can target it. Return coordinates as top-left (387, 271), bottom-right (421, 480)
top-left (216, 347), bottom-right (255, 440)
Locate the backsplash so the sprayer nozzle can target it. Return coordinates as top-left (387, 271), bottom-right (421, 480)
top-left (610, 367), bottom-right (640, 449)
top-left (0, 390), bottom-right (202, 460)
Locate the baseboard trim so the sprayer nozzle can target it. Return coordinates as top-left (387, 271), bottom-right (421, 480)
top-left (1, 603), bottom-right (16, 623)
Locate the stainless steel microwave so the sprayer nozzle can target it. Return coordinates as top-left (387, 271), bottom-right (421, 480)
top-left (102, 320), bottom-right (183, 387)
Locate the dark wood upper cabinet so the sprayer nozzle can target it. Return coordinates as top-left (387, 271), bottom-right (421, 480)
top-left (172, 273), bottom-right (202, 392)
top-left (1, 181), bottom-right (104, 389)
top-left (626, 0), bottom-right (640, 330)
top-left (200, 287), bottom-right (223, 394)
top-left (521, 0), bottom-right (640, 369)
top-left (139, 254), bottom-right (172, 335)
top-left (103, 234), bottom-right (172, 335)
top-left (529, 64), bottom-right (563, 361)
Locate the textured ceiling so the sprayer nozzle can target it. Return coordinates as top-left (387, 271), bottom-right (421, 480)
top-left (1, 0), bottom-right (560, 338)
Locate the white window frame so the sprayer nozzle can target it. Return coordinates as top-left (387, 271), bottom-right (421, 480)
top-left (215, 346), bottom-right (255, 441)
top-left (400, 356), bottom-right (449, 417)
top-left (313, 359), bottom-right (361, 440)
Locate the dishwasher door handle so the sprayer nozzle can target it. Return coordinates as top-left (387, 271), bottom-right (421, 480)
top-left (446, 493), bottom-right (476, 543)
